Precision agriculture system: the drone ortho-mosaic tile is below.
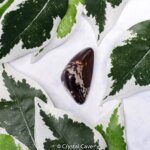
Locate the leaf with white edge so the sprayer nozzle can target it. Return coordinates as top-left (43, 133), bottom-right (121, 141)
top-left (0, 0), bottom-right (14, 17)
top-left (105, 20), bottom-right (150, 101)
top-left (32, 0), bottom-right (84, 63)
top-left (35, 98), bottom-right (107, 150)
top-left (84, 0), bottom-right (128, 43)
top-left (96, 102), bottom-right (126, 150)
top-left (0, 64), bottom-right (53, 150)
top-left (0, 0), bottom-right (68, 63)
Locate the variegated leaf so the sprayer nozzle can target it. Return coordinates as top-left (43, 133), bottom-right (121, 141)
top-left (32, 0), bottom-right (84, 62)
top-left (84, 0), bottom-right (128, 43)
top-left (0, 0), bottom-right (68, 63)
top-left (105, 19), bottom-right (150, 101)
top-left (0, 64), bottom-right (53, 149)
top-left (35, 98), bottom-right (107, 150)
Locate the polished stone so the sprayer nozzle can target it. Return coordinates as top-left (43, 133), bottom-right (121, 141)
top-left (61, 48), bottom-right (94, 104)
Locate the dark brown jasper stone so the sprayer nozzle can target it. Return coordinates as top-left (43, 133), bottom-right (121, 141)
top-left (61, 48), bottom-right (94, 104)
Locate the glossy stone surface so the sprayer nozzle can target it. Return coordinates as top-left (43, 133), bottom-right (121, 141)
top-left (61, 48), bottom-right (94, 104)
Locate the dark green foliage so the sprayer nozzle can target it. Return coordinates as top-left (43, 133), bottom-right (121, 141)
top-left (40, 110), bottom-right (100, 150)
top-left (0, 0), bottom-right (124, 61)
top-left (107, 0), bottom-right (122, 8)
top-left (0, 0), bottom-right (4, 3)
top-left (0, 0), bottom-right (68, 58)
top-left (85, 0), bottom-right (122, 39)
top-left (0, 70), bottom-right (47, 150)
top-left (85, 0), bottom-right (106, 39)
top-left (108, 20), bottom-right (150, 96)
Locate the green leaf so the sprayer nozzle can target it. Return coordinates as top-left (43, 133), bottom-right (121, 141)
top-left (84, 0), bottom-right (124, 41)
top-left (0, 0), bottom-right (14, 17)
top-left (106, 105), bottom-right (126, 150)
top-left (0, 134), bottom-right (21, 150)
top-left (96, 125), bottom-right (107, 142)
top-left (37, 102), bottom-right (106, 150)
top-left (0, 0), bottom-right (68, 62)
top-left (85, 0), bottom-right (106, 40)
top-left (0, 65), bottom-right (50, 150)
top-left (107, 0), bottom-right (123, 8)
top-left (106, 20), bottom-right (150, 99)
top-left (32, 0), bottom-right (84, 62)
top-left (96, 104), bottom-right (126, 150)
top-left (40, 112), bottom-right (100, 150)
top-left (0, 0), bottom-right (5, 3)
top-left (31, 0), bottom-right (127, 62)
top-left (57, 0), bottom-right (85, 38)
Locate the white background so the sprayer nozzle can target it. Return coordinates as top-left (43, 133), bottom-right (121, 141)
top-left (10, 0), bottom-right (150, 149)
